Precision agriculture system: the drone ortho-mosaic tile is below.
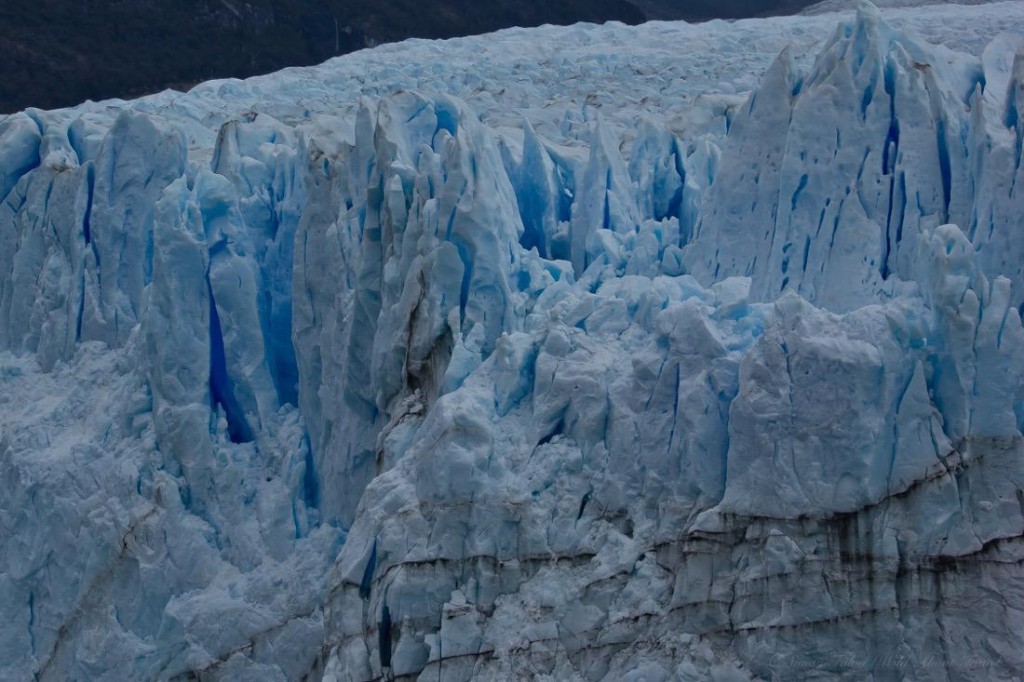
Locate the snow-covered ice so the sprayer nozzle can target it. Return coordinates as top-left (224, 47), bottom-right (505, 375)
top-left (2, 1), bottom-right (1024, 680)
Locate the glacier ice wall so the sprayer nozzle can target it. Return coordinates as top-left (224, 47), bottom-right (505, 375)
top-left (2, 3), bottom-right (1024, 680)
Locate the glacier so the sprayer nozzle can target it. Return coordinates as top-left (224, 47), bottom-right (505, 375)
top-left (2, 1), bottom-right (1024, 680)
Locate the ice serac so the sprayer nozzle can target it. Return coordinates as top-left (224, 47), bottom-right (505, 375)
top-left (86, 112), bottom-right (188, 345)
top-left (144, 176), bottom-right (213, 494)
top-left (505, 118), bottom-right (575, 262)
top-left (685, 46), bottom-right (801, 285)
top-left (969, 43), bottom-right (1024, 307)
top-left (568, 115), bottom-right (640, 275)
top-left (0, 113), bottom-right (94, 371)
top-left (686, 2), bottom-right (997, 311)
top-left (629, 118), bottom-right (691, 234)
top-left (3, 3), bottom-right (1024, 681)
top-left (293, 91), bottom-right (536, 526)
top-left (211, 113), bottom-right (305, 407)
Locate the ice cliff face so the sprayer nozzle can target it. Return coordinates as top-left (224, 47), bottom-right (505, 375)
top-left (2, 2), bottom-right (1024, 680)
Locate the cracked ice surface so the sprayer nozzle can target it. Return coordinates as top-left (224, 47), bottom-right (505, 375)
top-left (2, 2), bottom-right (1024, 680)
